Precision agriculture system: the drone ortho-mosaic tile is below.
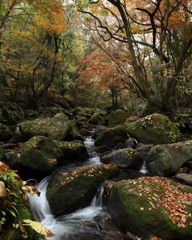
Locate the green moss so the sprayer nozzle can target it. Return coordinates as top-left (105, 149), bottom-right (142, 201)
top-left (0, 164), bottom-right (45, 240)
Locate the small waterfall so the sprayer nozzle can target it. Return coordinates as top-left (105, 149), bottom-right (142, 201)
top-left (91, 183), bottom-right (105, 207)
top-left (29, 178), bottom-right (110, 240)
top-left (83, 136), bottom-right (101, 167)
top-left (139, 161), bottom-right (148, 175)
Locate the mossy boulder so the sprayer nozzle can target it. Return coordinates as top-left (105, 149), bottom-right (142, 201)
top-left (18, 112), bottom-right (71, 141)
top-left (0, 163), bottom-right (45, 240)
top-left (101, 148), bottom-right (143, 169)
top-left (105, 176), bottom-right (192, 240)
top-left (54, 140), bottom-right (89, 164)
top-left (46, 164), bottom-right (119, 216)
top-left (107, 110), bottom-right (131, 127)
top-left (147, 140), bottom-right (192, 176)
top-left (0, 123), bottom-right (13, 141)
top-left (19, 136), bottom-right (62, 176)
top-left (94, 126), bottom-right (128, 148)
top-left (46, 112), bottom-right (71, 141)
top-left (66, 121), bottom-right (83, 141)
top-left (125, 113), bottom-right (181, 144)
top-left (92, 125), bottom-right (109, 139)
top-left (90, 113), bottom-right (104, 124)
top-left (18, 117), bottom-right (51, 140)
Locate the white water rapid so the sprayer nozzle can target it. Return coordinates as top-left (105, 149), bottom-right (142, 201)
top-left (29, 135), bottom-right (148, 239)
top-left (29, 177), bottom-right (110, 240)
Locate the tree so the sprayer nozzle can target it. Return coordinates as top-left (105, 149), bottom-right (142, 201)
top-left (76, 0), bottom-right (192, 112)
top-left (0, 0), bottom-right (69, 109)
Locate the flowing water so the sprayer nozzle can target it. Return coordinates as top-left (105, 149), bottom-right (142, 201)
top-left (29, 135), bottom-right (147, 240)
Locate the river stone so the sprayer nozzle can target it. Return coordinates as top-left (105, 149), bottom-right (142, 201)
top-left (175, 173), bottom-right (192, 185)
top-left (107, 109), bottom-right (131, 127)
top-left (125, 113), bottom-right (181, 144)
top-left (46, 164), bottom-right (119, 216)
top-left (146, 140), bottom-right (192, 176)
top-left (89, 113), bottom-right (104, 124)
top-left (100, 148), bottom-right (143, 169)
top-left (92, 125), bottom-right (108, 139)
top-left (19, 136), bottom-right (62, 176)
top-left (104, 176), bottom-right (192, 240)
top-left (54, 140), bottom-right (89, 163)
top-left (94, 126), bottom-right (127, 148)
top-left (18, 112), bottom-right (72, 141)
top-left (47, 112), bottom-right (72, 140)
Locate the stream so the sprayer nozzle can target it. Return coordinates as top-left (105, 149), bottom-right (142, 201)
top-left (29, 135), bottom-right (147, 240)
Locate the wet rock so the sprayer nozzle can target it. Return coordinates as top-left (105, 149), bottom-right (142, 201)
top-left (147, 140), bottom-right (192, 176)
top-left (104, 176), bottom-right (192, 240)
top-left (125, 113), bottom-right (181, 144)
top-left (107, 110), bottom-right (131, 127)
top-left (19, 136), bottom-right (62, 176)
top-left (175, 173), bottom-right (192, 185)
top-left (54, 140), bottom-right (89, 163)
top-left (101, 148), bottom-right (143, 169)
top-left (94, 126), bottom-right (127, 148)
top-left (92, 125), bottom-right (108, 139)
top-left (46, 164), bottom-right (119, 216)
top-left (90, 113), bottom-right (104, 125)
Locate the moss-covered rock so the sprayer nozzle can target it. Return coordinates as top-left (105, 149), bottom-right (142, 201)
top-left (105, 176), bottom-right (192, 240)
top-left (0, 163), bottom-right (45, 240)
top-left (147, 140), bottom-right (192, 176)
top-left (18, 117), bottom-right (50, 140)
top-left (47, 112), bottom-right (71, 141)
top-left (54, 140), bottom-right (89, 163)
top-left (94, 126), bottom-right (128, 148)
top-left (125, 113), bottom-right (181, 144)
top-left (90, 113), bottom-right (104, 125)
top-left (18, 112), bottom-right (72, 141)
top-left (0, 123), bottom-right (13, 141)
top-left (46, 164), bottom-right (119, 216)
top-left (66, 121), bottom-right (83, 141)
top-left (92, 125), bottom-right (109, 139)
top-left (101, 148), bottom-right (143, 169)
top-left (19, 136), bottom-right (62, 176)
top-left (107, 110), bottom-right (131, 127)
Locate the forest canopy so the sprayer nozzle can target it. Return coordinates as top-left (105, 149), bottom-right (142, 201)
top-left (0, 0), bottom-right (191, 113)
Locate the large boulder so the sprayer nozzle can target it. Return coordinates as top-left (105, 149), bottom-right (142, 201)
top-left (18, 112), bottom-right (72, 141)
top-left (94, 126), bottom-right (128, 148)
top-left (46, 164), bottom-right (119, 216)
top-left (19, 136), bottom-right (63, 176)
top-left (92, 125), bottom-right (108, 139)
top-left (104, 176), bottom-right (192, 240)
top-left (101, 148), bottom-right (143, 169)
top-left (89, 113), bottom-right (104, 124)
top-left (54, 140), bottom-right (89, 164)
top-left (0, 123), bottom-right (13, 141)
top-left (0, 162), bottom-right (46, 240)
top-left (47, 112), bottom-right (71, 140)
top-left (125, 113), bottom-right (181, 144)
top-left (18, 117), bottom-right (50, 139)
top-left (146, 140), bottom-right (192, 176)
top-left (107, 110), bottom-right (131, 127)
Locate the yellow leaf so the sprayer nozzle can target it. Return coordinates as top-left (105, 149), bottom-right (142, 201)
top-left (140, 207), bottom-right (144, 210)
top-left (23, 219), bottom-right (55, 237)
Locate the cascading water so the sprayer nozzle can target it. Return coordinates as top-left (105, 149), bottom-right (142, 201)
top-left (29, 135), bottom-right (148, 239)
top-left (29, 178), bottom-right (111, 240)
